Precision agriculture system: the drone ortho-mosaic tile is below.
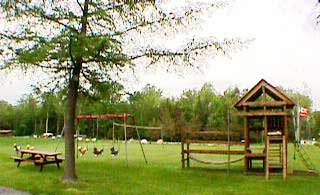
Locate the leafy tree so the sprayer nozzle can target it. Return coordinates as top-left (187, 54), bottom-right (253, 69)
top-left (14, 95), bottom-right (39, 135)
top-left (281, 87), bottom-right (313, 140)
top-left (0, 0), bottom-right (244, 181)
top-left (0, 101), bottom-right (14, 129)
top-left (311, 111), bottom-right (320, 139)
top-left (178, 90), bottom-right (197, 123)
top-left (129, 85), bottom-right (162, 125)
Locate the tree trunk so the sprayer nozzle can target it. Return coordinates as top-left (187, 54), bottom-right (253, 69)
top-left (63, 0), bottom-right (88, 182)
top-left (63, 65), bottom-right (81, 182)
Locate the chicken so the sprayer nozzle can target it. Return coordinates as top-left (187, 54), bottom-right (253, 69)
top-left (13, 143), bottom-right (21, 154)
top-left (141, 139), bottom-right (148, 144)
top-left (26, 144), bottom-right (34, 150)
top-left (78, 146), bottom-right (88, 156)
top-left (110, 146), bottom-right (119, 156)
top-left (91, 138), bottom-right (97, 142)
top-left (156, 139), bottom-right (164, 144)
top-left (128, 138), bottom-right (134, 143)
top-left (93, 147), bottom-right (104, 157)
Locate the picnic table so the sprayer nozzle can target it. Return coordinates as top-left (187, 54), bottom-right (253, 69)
top-left (11, 150), bottom-right (63, 171)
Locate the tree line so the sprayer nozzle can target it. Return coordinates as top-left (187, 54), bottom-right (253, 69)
top-left (1, 82), bottom-right (319, 141)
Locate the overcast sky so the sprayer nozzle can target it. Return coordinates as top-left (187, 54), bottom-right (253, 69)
top-left (1, 0), bottom-right (320, 110)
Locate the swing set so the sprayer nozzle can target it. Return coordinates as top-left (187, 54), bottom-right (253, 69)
top-left (112, 122), bottom-right (163, 164)
top-left (76, 113), bottom-right (162, 165)
top-left (76, 114), bottom-right (130, 159)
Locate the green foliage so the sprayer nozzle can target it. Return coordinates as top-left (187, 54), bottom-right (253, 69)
top-left (311, 111), bottom-right (320, 139)
top-left (2, 83), bottom-right (318, 141)
top-left (0, 0), bottom-right (243, 89)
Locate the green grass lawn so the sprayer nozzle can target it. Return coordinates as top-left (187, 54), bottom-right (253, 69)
top-left (0, 137), bottom-right (319, 195)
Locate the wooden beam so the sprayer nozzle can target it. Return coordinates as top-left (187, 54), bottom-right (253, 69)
top-left (113, 122), bottom-right (161, 130)
top-left (77, 114), bottom-right (130, 120)
top-left (237, 111), bottom-right (290, 117)
top-left (185, 140), bottom-right (245, 145)
top-left (242, 101), bottom-right (287, 107)
top-left (184, 149), bottom-right (245, 155)
top-left (189, 131), bottom-right (241, 136)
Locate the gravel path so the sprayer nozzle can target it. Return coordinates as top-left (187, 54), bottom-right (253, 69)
top-left (0, 187), bottom-right (31, 195)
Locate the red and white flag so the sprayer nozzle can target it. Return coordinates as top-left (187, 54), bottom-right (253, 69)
top-left (300, 107), bottom-right (308, 117)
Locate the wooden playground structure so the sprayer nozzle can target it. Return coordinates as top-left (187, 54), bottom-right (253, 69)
top-left (181, 79), bottom-right (296, 180)
top-left (181, 130), bottom-right (245, 168)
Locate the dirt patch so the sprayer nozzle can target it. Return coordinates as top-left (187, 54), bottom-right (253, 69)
top-left (0, 187), bottom-right (31, 195)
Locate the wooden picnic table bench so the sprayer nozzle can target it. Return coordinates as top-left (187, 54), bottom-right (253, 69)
top-left (11, 149), bottom-right (63, 171)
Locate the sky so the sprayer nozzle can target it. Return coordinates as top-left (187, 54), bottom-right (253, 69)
top-left (0, 0), bottom-right (320, 109)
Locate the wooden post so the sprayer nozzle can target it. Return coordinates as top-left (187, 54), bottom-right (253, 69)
top-left (263, 86), bottom-right (267, 154)
top-left (244, 106), bottom-right (249, 172)
top-left (283, 135), bottom-right (287, 180)
top-left (187, 143), bottom-right (190, 168)
top-left (264, 85), bottom-right (268, 180)
top-left (284, 105), bottom-right (288, 178)
top-left (266, 135), bottom-right (269, 180)
top-left (181, 139), bottom-right (185, 169)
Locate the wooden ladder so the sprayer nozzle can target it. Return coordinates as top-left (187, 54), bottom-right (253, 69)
top-left (266, 135), bottom-right (287, 180)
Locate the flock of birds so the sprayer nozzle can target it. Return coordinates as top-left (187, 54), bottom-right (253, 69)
top-left (13, 138), bottom-right (164, 157)
top-left (77, 137), bottom-right (104, 157)
top-left (77, 146), bottom-right (104, 157)
top-left (13, 143), bottom-right (34, 154)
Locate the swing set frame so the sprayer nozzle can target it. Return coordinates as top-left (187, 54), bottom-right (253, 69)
top-left (76, 114), bottom-right (130, 160)
top-left (76, 113), bottom-right (161, 165)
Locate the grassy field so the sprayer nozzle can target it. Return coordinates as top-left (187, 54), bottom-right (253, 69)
top-left (0, 137), bottom-right (319, 195)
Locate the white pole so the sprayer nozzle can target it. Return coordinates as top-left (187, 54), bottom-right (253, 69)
top-left (46, 111), bottom-right (49, 134)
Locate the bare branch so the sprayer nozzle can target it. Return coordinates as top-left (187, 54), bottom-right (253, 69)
top-left (77, 0), bottom-right (85, 13)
